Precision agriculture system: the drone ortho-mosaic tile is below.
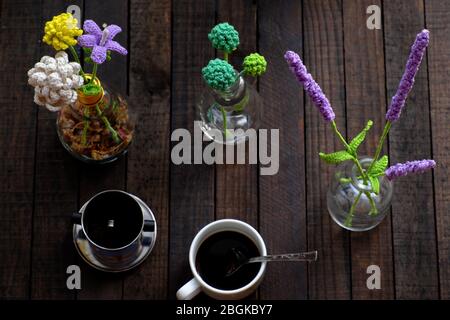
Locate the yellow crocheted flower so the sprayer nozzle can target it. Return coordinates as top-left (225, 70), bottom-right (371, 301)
top-left (43, 13), bottom-right (83, 51)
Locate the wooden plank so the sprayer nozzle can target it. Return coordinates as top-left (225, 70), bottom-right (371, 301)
top-left (76, 0), bottom-right (128, 300)
top-left (216, 0), bottom-right (258, 300)
top-left (424, 0), bottom-right (450, 299)
top-left (30, 0), bottom-right (82, 299)
top-left (215, 3), bottom-right (258, 235)
top-left (258, 0), bottom-right (307, 299)
top-left (0, 0), bottom-right (40, 299)
top-left (169, 0), bottom-right (216, 298)
top-left (383, 0), bottom-right (439, 299)
top-left (342, 0), bottom-right (394, 299)
top-left (123, 0), bottom-right (171, 299)
top-left (303, 0), bottom-right (351, 299)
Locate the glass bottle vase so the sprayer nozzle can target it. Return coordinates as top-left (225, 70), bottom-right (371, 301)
top-left (197, 75), bottom-right (262, 144)
top-left (327, 157), bottom-right (393, 232)
top-left (56, 77), bottom-right (134, 164)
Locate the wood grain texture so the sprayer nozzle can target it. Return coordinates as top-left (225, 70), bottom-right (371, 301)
top-left (0, 0), bottom-right (447, 300)
top-left (424, 0), bottom-right (450, 299)
top-left (169, 0), bottom-right (216, 298)
top-left (30, 0), bottom-right (81, 300)
top-left (215, 0), bottom-right (258, 226)
top-left (0, 0), bottom-right (40, 299)
top-left (342, 0), bottom-right (394, 299)
top-left (216, 0), bottom-right (258, 300)
top-left (303, 0), bottom-right (351, 299)
top-left (123, 0), bottom-right (171, 299)
top-left (76, 0), bottom-right (128, 300)
top-left (384, 0), bottom-right (439, 299)
top-left (258, 0), bottom-right (307, 299)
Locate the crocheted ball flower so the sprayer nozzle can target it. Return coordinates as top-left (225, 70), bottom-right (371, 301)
top-left (208, 23), bottom-right (240, 53)
top-left (28, 51), bottom-right (84, 111)
top-left (43, 13), bottom-right (83, 51)
top-left (202, 59), bottom-right (236, 91)
top-left (243, 53), bottom-right (267, 77)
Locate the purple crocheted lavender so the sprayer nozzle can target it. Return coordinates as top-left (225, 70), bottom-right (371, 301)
top-left (385, 159), bottom-right (435, 181)
top-left (284, 51), bottom-right (335, 122)
top-left (77, 20), bottom-right (128, 64)
top-left (386, 30), bottom-right (430, 122)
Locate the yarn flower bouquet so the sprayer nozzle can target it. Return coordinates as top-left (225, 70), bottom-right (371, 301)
top-left (285, 29), bottom-right (436, 231)
top-left (27, 13), bottom-right (133, 163)
top-left (198, 23), bottom-right (267, 144)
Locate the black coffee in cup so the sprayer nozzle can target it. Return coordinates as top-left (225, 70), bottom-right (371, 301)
top-left (83, 191), bottom-right (143, 249)
top-left (195, 231), bottom-right (261, 290)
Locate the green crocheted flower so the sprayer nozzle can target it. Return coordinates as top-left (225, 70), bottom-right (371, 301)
top-left (243, 53), bottom-right (267, 77)
top-left (202, 59), bottom-right (236, 91)
top-left (208, 23), bottom-right (240, 53)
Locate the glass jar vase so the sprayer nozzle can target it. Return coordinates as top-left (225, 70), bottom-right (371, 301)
top-left (197, 74), bottom-right (262, 144)
top-left (327, 157), bottom-right (393, 232)
top-left (56, 77), bottom-right (134, 164)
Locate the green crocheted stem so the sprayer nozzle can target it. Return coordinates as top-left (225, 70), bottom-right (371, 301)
top-left (367, 121), bottom-right (392, 173)
top-left (220, 106), bottom-right (228, 138)
top-left (344, 190), bottom-right (362, 228)
top-left (95, 103), bottom-right (121, 144)
top-left (331, 120), bottom-right (369, 184)
top-left (69, 45), bottom-right (86, 80)
top-left (81, 107), bottom-right (90, 146)
top-left (90, 63), bottom-right (98, 84)
top-left (224, 52), bottom-right (229, 62)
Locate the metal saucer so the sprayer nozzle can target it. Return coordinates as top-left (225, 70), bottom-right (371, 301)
top-left (73, 195), bottom-right (157, 273)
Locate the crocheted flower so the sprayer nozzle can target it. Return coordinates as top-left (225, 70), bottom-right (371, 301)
top-left (43, 13), bottom-right (83, 51)
top-left (28, 51), bottom-right (84, 111)
top-left (385, 159), bottom-right (436, 181)
top-left (77, 20), bottom-right (128, 64)
top-left (208, 23), bottom-right (240, 53)
top-left (202, 59), bottom-right (236, 91)
top-left (386, 30), bottom-right (430, 122)
top-left (284, 50), bottom-right (335, 122)
top-left (243, 53), bottom-right (267, 77)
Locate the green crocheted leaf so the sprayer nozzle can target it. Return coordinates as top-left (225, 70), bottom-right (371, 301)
top-left (368, 155), bottom-right (388, 177)
top-left (369, 176), bottom-right (380, 194)
top-left (319, 150), bottom-right (354, 164)
top-left (348, 120), bottom-right (373, 154)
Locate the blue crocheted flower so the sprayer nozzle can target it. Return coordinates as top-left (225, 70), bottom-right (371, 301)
top-left (243, 53), bottom-right (267, 76)
top-left (202, 59), bottom-right (236, 91)
top-left (208, 23), bottom-right (240, 53)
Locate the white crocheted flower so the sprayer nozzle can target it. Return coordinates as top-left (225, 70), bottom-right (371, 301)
top-left (28, 51), bottom-right (84, 111)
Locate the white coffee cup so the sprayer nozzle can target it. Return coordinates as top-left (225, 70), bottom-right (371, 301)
top-left (176, 219), bottom-right (267, 300)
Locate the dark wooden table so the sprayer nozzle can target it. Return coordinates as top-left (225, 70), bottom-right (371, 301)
top-left (1, 0), bottom-right (449, 300)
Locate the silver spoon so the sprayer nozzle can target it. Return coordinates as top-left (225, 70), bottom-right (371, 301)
top-left (226, 249), bottom-right (318, 277)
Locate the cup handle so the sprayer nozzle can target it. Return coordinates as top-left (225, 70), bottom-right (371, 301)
top-left (176, 278), bottom-right (202, 300)
top-left (72, 212), bottom-right (82, 225)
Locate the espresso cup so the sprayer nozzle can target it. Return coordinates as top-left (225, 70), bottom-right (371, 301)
top-left (72, 190), bottom-right (157, 272)
top-left (176, 219), bottom-right (267, 300)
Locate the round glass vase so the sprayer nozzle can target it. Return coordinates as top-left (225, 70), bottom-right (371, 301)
top-left (56, 76), bottom-right (134, 164)
top-left (327, 157), bottom-right (393, 232)
top-left (197, 74), bottom-right (262, 144)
